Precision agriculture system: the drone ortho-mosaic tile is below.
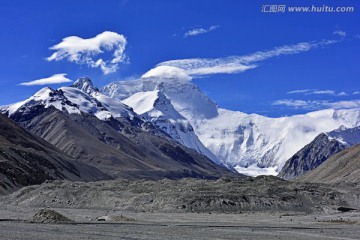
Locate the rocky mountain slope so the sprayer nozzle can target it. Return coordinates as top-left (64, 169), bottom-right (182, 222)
top-left (102, 73), bottom-right (360, 176)
top-left (0, 113), bottom-right (110, 195)
top-left (1, 78), bottom-right (236, 180)
top-left (298, 143), bottom-right (360, 183)
top-left (278, 134), bottom-right (346, 180)
top-left (279, 126), bottom-right (360, 180)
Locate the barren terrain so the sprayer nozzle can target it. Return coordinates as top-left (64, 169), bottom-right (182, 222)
top-left (0, 177), bottom-right (359, 239)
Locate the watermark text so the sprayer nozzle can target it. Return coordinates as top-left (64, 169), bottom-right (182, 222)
top-left (261, 5), bottom-right (355, 13)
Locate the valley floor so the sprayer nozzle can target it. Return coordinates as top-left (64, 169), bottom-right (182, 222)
top-left (0, 207), bottom-right (360, 240)
top-left (1, 177), bottom-right (360, 239)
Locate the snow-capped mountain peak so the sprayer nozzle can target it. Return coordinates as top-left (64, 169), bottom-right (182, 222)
top-left (2, 77), bottom-right (137, 122)
top-left (71, 76), bottom-right (98, 94)
top-left (123, 90), bottom-right (183, 120)
top-left (122, 89), bottom-right (223, 165)
top-left (102, 76), bottom-right (219, 119)
top-left (4, 87), bottom-right (82, 116)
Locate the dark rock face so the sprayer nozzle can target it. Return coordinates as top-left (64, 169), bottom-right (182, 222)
top-left (278, 133), bottom-right (346, 180)
top-left (8, 106), bottom-right (237, 180)
top-left (0, 114), bottom-right (110, 195)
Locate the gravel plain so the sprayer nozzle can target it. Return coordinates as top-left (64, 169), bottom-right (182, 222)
top-left (1, 177), bottom-right (359, 239)
top-left (1, 207), bottom-right (360, 240)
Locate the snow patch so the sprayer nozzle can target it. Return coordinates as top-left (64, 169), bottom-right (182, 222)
top-left (122, 90), bottom-right (160, 115)
top-left (235, 164), bottom-right (278, 177)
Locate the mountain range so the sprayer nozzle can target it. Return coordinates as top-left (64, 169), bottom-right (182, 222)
top-left (101, 72), bottom-right (360, 176)
top-left (2, 74), bottom-right (360, 178)
top-left (1, 77), bottom-right (235, 182)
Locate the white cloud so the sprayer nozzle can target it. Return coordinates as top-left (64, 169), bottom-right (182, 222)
top-left (141, 66), bottom-right (192, 81)
top-left (333, 30), bottom-right (346, 37)
top-left (184, 25), bottom-right (219, 37)
top-left (325, 100), bottom-right (360, 109)
top-left (287, 89), bottom-right (348, 96)
top-left (287, 89), bottom-right (315, 94)
top-left (19, 73), bottom-right (72, 86)
top-left (157, 39), bottom-right (338, 77)
top-left (312, 90), bottom-right (336, 95)
top-left (273, 99), bottom-right (360, 110)
top-left (337, 91), bottom-right (348, 96)
top-left (272, 100), bottom-right (309, 108)
top-left (46, 31), bottom-right (127, 74)
top-left (353, 91), bottom-right (360, 95)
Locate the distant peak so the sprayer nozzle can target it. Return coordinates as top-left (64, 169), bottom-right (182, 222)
top-left (71, 76), bottom-right (98, 94)
top-left (71, 77), bottom-right (93, 87)
top-left (338, 125), bottom-right (348, 131)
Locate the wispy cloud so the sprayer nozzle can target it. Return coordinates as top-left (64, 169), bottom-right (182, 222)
top-left (273, 100), bottom-right (309, 108)
top-left (19, 73), bottom-right (72, 86)
top-left (312, 90), bottom-right (337, 95)
top-left (287, 89), bottom-right (348, 96)
top-left (273, 99), bottom-right (360, 110)
top-left (46, 31), bottom-right (127, 74)
top-left (158, 39), bottom-right (338, 77)
top-left (333, 30), bottom-right (346, 37)
top-left (184, 25), bottom-right (219, 37)
top-left (286, 89), bottom-right (314, 94)
top-left (353, 91), bottom-right (360, 95)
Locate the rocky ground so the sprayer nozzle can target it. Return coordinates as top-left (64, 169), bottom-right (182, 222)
top-left (1, 176), bottom-right (359, 213)
top-left (0, 176), bottom-right (359, 239)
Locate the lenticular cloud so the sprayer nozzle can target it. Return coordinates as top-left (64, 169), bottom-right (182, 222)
top-left (47, 31), bottom-right (127, 74)
top-left (19, 73), bottom-right (72, 86)
top-left (141, 66), bottom-right (192, 82)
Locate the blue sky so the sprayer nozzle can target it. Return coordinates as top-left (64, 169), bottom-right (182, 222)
top-left (0, 0), bottom-right (359, 117)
